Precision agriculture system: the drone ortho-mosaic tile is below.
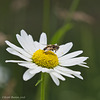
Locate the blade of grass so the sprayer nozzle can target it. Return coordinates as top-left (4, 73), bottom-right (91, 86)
top-left (50, 0), bottom-right (80, 44)
top-left (51, 23), bottom-right (73, 44)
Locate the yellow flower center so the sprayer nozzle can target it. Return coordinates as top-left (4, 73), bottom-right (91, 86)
top-left (32, 49), bottom-right (59, 69)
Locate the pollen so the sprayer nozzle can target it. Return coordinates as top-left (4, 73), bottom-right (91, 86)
top-left (32, 49), bottom-right (59, 69)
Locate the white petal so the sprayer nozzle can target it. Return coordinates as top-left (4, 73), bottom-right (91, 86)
top-left (5, 60), bottom-right (25, 63)
top-left (41, 68), bottom-right (52, 73)
top-left (18, 62), bottom-right (38, 69)
top-left (34, 41), bottom-right (41, 50)
top-left (56, 66), bottom-right (81, 75)
top-left (54, 67), bottom-right (75, 78)
top-left (59, 57), bottom-right (88, 66)
top-left (19, 30), bottom-right (36, 53)
top-left (82, 62), bottom-right (87, 64)
top-left (16, 34), bottom-right (28, 51)
top-left (39, 44), bottom-right (47, 50)
top-left (21, 29), bottom-right (28, 37)
top-left (56, 42), bottom-right (73, 57)
top-left (5, 41), bottom-right (32, 58)
top-left (23, 69), bottom-right (35, 81)
top-left (73, 74), bottom-right (83, 80)
top-left (30, 67), bottom-right (42, 74)
top-left (39, 32), bottom-right (47, 45)
top-left (56, 66), bottom-right (83, 79)
top-left (51, 72), bottom-right (65, 81)
top-left (78, 64), bottom-right (89, 68)
top-left (59, 50), bottom-right (83, 61)
top-left (28, 35), bottom-right (37, 52)
top-left (6, 48), bottom-right (32, 61)
top-left (16, 33), bottom-right (35, 55)
top-left (50, 73), bottom-right (60, 86)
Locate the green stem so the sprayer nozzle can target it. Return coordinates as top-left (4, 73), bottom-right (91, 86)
top-left (42, 0), bottom-right (50, 33)
top-left (41, 73), bottom-right (45, 100)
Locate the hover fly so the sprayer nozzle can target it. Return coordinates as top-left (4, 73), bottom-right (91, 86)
top-left (43, 44), bottom-right (59, 52)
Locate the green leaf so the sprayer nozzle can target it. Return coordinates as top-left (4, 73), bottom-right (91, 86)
top-left (35, 79), bottom-right (42, 86)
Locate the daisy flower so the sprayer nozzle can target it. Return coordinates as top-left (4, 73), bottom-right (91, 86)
top-left (5, 30), bottom-right (89, 86)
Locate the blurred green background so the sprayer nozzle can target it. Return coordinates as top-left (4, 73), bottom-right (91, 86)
top-left (0, 0), bottom-right (100, 100)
